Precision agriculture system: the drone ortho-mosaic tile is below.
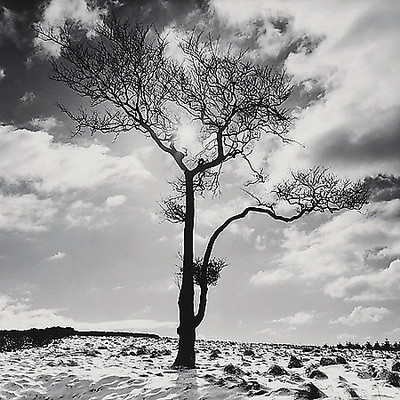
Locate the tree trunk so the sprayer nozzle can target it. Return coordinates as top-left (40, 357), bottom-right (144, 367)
top-left (172, 172), bottom-right (196, 368)
top-left (194, 284), bottom-right (208, 328)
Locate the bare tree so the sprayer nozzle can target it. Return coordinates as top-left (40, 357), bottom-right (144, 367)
top-left (36, 16), bottom-right (369, 368)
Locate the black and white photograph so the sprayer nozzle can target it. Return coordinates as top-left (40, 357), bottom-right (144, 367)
top-left (0, 0), bottom-right (399, 398)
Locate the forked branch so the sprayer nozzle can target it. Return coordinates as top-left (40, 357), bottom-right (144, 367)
top-left (194, 166), bottom-right (370, 326)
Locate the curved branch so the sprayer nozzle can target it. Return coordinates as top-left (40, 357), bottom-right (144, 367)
top-left (139, 120), bottom-right (187, 171)
top-left (194, 205), bottom-right (310, 327)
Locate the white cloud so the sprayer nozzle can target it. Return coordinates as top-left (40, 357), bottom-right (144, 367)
top-left (48, 251), bottom-right (66, 261)
top-left (197, 197), bottom-right (250, 228)
top-left (250, 268), bottom-right (294, 286)
top-left (0, 194), bottom-right (57, 232)
top-left (250, 200), bottom-right (400, 289)
top-left (20, 91), bottom-right (35, 103)
top-left (325, 259), bottom-right (400, 302)
top-left (255, 234), bottom-right (267, 251)
top-left (105, 195), bottom-right (126, 208)
top-left (35, 0), bottom-right (106, 56)
top-left (0, 294), bottom-right (74, 330)
top-left (274, 311), bottom-right (314, 324)
top-left (330, 306), bottom-right (390, 326)
top-left (0, 294), bottom-right (175, 332)
top-left (0, 125), bottom-right (152, 195)
top-left (30, 116), bottom-right (60, 131)
top-left (212, 0), bottom-right (400, 180)
top-left (0, 125), bottom-right (153, 232)
top-left (257, 327), bottom-right (277, 336)
top-left (228, 223), bottom-right (254, 241)
top-left (64, 200), bottom-right (106, 229)
top-left (0, 67), bottom-right (5, 80)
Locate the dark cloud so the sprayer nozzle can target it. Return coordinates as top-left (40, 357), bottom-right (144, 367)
top-left (0, 177), bottom-right (39, 197)
top-left (0, 0), bottom-right (210, 125)
top-left (0, 2), bottom-right (49, 124)
top-left (315, 108), bottom-right (400, 173)
top-left (103, 0), bottom-right (209, 28)
top-left (1, 0), bottom-right (43, 13)
top-left (365, 174), bottom-right (400, 202)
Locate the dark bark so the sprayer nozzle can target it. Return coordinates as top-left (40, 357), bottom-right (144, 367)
top-left (194, 284), bottom-right (208, 328)
top-left (172, 172), bottom-right (196, 368)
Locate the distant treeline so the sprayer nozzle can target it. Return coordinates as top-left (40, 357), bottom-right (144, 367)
top-left (333, 339), bottom-right (400, 352)
top-left (0, 326), bottom-right (159, 352)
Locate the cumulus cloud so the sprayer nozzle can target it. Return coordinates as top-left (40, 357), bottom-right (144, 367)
top-left (105, 195), bottom-right (126, 208)
top-left (48, 251), bottom-right (66, 261)
top-left (325, 259), bottom-right (400, 302)
top-left (34, 0), bottom-right (106, 56)
top-left (0, 294), bottom-right (74, 330)
top-left (274, 311), bottom-right (314, 324)
top-left (0, 294), bottom-right (175, 332)
top-left (64, 200), bottom-right (107, 229)
top-left (0, 125), bottom-right (152, 195)
top-left (29, 116), bottom-right (60, 131)
top-left (0, 125), bottom-right (152, 232)
top-left (64, 196), bottom-right (131, 229)
top-left (228, 223), bottom-right (255, 241)
top-left (212, 0), bottom-right (400, 180)
top-left (250, 268), bottom-right (294, 286)
top-left (197, 197), bottom-right (250, 228)
top-left (251, 199), bottom-right (400, 288)
top-left (278, 1), bottom-right (400, 179)
top-left (0, 194), bottom-right (57, 232)
top-left (330, 306), bottom-right (390, 326)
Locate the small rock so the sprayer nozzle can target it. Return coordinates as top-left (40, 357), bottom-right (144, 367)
top-left (288, 355), bottom-right (303, 368)
top-left (336, 355), bottom-right (347, 364)
top-left (223, 363), bottom-right (245, 377)
top-left (239, 378), bottom-right (261, 391)
top-left (378, 369), bottom-right (400, 387)
top-left (210, 349), bottom-right (221, 359)
top-left (392, 361), bottom-right (400, 372)
top-left (84, 349), bottom-right (100, 357)
top-left (64, 359), bottom-right (78, 367)
top-left (135, 346), bottom-right (148, 356)
top-left (273, 387), bottom-right (293, 396)
top-left (367, 365), bottom-right (377, 377)
top-left (387, 372), bottom-right (400, 387)
top-left (295, 382), bottom-right (326, 399)
top-left (243, 348), bottom-right (255, 357)
top-left (320, 357), bottom-right (336, 366)
top-left (377, 368), bottom-right (391, 380)
top-left (357, 370), bottom-right (373, 379)
top-left (289, 373), bottom-right (305, 383)
top-left (308, 369), bottom-right (328, 380)
top-left (267, 364), bottom-right (288, 376)
top-left (347, 387), bottom-right (360, 398)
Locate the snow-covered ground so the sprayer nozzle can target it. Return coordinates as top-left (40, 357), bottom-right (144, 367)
top-left (0, 335), bottom-right (399, 399)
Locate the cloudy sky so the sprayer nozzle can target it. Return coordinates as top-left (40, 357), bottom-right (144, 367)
top-left (0, 0), bottom-right (399, 345)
